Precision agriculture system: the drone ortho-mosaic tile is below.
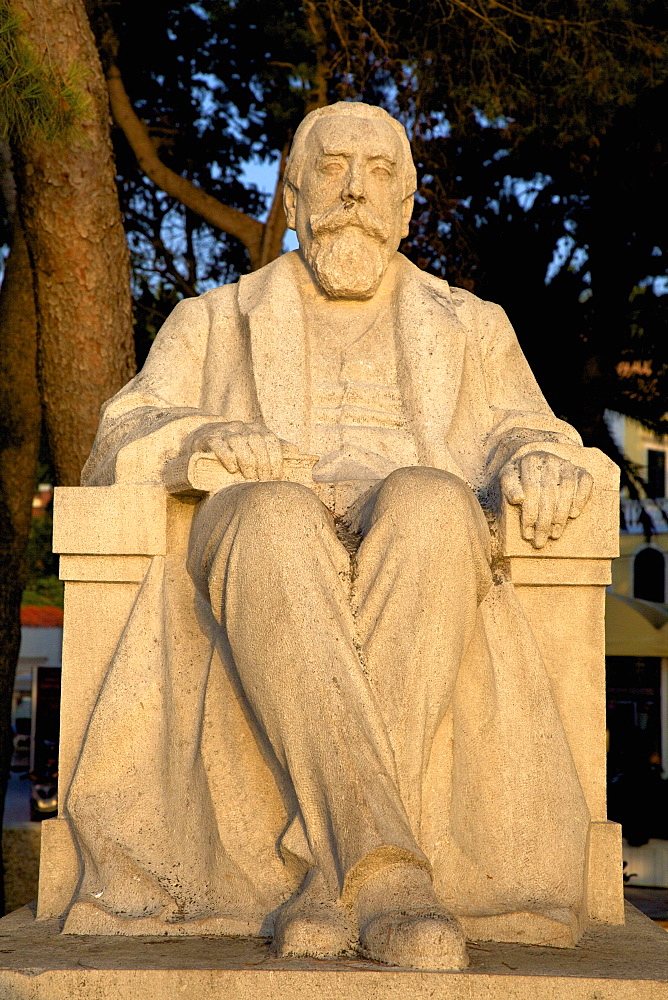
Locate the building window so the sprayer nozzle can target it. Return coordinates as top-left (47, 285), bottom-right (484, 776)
top-left (633, 546), bottom-right (666, 603)
top-left (647, 448), bottom-right (666, 498)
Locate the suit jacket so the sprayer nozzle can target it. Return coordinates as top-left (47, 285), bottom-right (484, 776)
top-left (82, 251), bottom-right (580, 489)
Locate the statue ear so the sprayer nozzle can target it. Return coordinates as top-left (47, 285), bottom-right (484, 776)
top-left (284, 183), bottom-right (297, 231)
top-left (401, 194), bottom-right (414, 239)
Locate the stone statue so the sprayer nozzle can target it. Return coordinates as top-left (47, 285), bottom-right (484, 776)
top-left (65, 103), bottom-right (598, 969)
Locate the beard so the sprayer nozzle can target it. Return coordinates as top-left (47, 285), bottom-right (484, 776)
top-left (303, 203), bottom-right (395, 300)
top-left (307, 228), bottom-right (387, 300)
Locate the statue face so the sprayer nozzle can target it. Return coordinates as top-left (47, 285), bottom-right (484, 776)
top-left (290, 116), bottom-right (412, 300)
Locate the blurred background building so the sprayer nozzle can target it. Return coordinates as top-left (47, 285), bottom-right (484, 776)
top-left (605, 412), bottom-right (668, 888)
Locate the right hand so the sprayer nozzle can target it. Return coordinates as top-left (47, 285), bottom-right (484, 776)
top-left (188, 421), bottom-right (283, 481)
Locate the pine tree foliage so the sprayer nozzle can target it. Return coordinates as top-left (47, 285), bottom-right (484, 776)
top-left (0, 0), bottom-right (89, 142)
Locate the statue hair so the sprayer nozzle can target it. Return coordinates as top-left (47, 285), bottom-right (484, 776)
top-left (284, 102), bottom-right (417, 199)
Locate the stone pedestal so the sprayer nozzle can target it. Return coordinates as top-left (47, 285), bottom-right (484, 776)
top-left (0, 902), bottom-right (666, 1000)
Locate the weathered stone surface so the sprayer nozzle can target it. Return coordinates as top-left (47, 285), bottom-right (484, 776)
top-left (0, 903), bottom-right (667, 999)
top-left (43, 102), bottom-right (623, 971)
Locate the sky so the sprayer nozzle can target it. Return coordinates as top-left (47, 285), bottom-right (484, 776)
top-left (239, 157), bottom-right (298, 252)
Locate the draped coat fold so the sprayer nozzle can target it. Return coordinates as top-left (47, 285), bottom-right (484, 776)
top-left (67, 252), bottom-right (590, 930)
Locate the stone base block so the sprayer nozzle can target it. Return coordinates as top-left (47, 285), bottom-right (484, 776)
top-left (0, 902), bottom-right (666, 1000)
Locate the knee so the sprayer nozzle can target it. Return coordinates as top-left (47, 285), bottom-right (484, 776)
top-left (188, 482), bottom-right (330, 601)
top-left (376, 467), bottom-right (491, 569)
top-left (235, 481), bottom-right (329, 540)
top-left (380, 466), bottom-right (476, 516)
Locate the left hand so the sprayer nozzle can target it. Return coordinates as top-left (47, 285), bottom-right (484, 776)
top-left (500, 451), bottom-right (593, 549)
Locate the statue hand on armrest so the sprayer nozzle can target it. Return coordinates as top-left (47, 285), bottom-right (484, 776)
top-left (500, 451), bottom-right (593, 549)
top-left (187, 420), bottom-right (285, 482)
top-left (164, 423), bottom-right (319, 497)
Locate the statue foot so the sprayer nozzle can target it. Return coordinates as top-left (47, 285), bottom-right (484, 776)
top-left (356, 864), bottom-right (469, 970)
top-left (272, 869), bottom-right (357, 958)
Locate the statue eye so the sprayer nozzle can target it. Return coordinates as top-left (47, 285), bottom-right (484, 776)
top-left (322, 160), bottom-right (344, 175)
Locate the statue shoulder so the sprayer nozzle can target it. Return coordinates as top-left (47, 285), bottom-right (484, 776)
top-left (140, 284), bottom-right (239, 374)
top-left (396, 257), bottom-right (500, 324)
top-left (195, 281), bottom-right (239, 320)
top-left (159, 282), bottom-right (239, 344)
top-left (237, 251), bottom-right (301, 314)
top-left (414, 273), bottom-right (519, 360)
top-left (443, 283), bottom-right (504, 320)
top-left (443, 284), bottom-right (515, 344)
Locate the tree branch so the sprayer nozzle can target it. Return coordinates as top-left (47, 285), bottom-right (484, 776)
top-left (258, 141), bottom-right (289, 269)
top-left (106, 64), bottom-right (265, 269)
top-left (303, 1), bottom-right (329, 112)
top-left (149, 234), bottom-right (198, 299)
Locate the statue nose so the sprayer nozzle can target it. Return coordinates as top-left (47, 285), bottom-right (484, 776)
top-left (342, 167), bottom-right (366, 203)
top-left (342, 188), bottom-right (366, 205)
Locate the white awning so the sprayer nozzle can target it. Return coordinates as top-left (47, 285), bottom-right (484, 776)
top-left (605, 591), bottom-right (668, 658)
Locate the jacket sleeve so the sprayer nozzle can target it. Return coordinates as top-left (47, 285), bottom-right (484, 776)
top-left (82, 294), bottom-right (221, 486)
top-left (477, 299), bottom-right (583, 479)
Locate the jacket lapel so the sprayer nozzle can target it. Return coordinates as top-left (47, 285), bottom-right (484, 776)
top-left (237, 253), bottom-right (309, 448)
top-left (237, 251), bottom-right (468, 472)
top-left (394, 258), bottom-right (468, 470)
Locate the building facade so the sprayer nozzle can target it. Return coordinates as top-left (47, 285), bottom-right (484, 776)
top-left (605, 412), bottom-right (668, 886)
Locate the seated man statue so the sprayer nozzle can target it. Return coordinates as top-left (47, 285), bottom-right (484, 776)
top-left (69, 102), bottom-right (595, 970)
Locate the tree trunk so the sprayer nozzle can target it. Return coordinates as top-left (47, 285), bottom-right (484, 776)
top-left (257, 143), bottom-right (289, 270)
top-left (11, 0), bottom-right (135, 487)
top-left (0, 152), bottom-right (41, 915)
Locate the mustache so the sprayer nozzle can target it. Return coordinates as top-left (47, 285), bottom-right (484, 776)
top-left (309, 203), bottom-right (390, 242)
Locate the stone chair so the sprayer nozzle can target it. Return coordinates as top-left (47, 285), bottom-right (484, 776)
top-left (36, 442), bottom-right (625, 938)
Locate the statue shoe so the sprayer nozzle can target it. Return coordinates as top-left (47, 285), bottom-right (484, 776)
top-left (355, 863), bottom-right (469, 970)
top-left (272, 869), bottom-right (357, 959)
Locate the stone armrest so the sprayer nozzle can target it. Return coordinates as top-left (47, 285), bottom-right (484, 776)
top-left (496, 444), bottom-right (619, 586)
top-left (54, 445), bottom-right (618, 576)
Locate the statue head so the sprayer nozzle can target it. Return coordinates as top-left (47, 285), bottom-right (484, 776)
top-left (284, 102), bottom-right (417, 300)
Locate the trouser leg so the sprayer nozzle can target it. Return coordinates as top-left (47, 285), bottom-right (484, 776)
top-left (189, 481), bottom-right (425, 897)
top-left (350, 467), bottom-right (493, 830)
